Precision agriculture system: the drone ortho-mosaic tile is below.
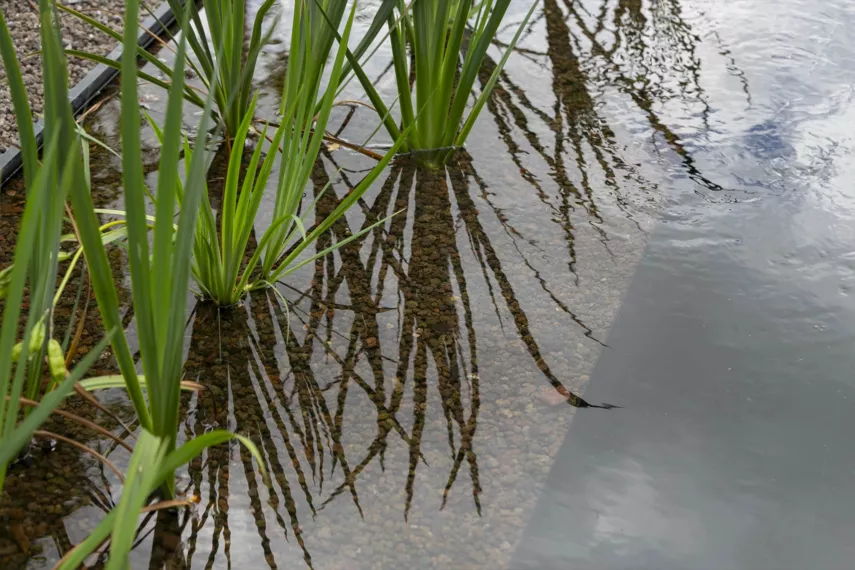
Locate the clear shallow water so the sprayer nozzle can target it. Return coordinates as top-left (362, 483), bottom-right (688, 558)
top-left (514, 0), bottom-right (855, 568)
top-left (2, 0), bottom-right (854, 568)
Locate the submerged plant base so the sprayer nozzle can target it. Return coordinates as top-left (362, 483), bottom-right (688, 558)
top-left (195, 295), bottom-right (245, 310)
top-left (407, 146), bottom-right (464, 169)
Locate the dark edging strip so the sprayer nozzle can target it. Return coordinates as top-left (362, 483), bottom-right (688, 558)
top-left (0, 0), bottom-right (180, 185)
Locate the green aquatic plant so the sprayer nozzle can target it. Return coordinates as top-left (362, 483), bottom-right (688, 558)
top-left (0, 4), bottom-right (114, 495)
top-left (0, 0), bottom-right (78, 406)
top-left (60, 0), bottom-right (276, 139)
top-left (56, 427), bottom-right (260, 569)
top-left (0, 132), bottom-right (110, 495)
top-left (343, 0), bottom-right (538, 164)
top-left (2, 0), bottom-right (267, 563)
top-left (176, 0), bottom-right (407, 307)
top-left (64, 0), bottom-right (267, 492)
top-left (0, 145), bottom-right (110, 495)
top-left (163, 0), bottom-right (276, 138)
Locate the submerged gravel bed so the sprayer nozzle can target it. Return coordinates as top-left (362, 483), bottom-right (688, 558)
top-left (0, 0), bottom-right (154, 153)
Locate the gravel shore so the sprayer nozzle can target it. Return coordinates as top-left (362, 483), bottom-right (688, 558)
top-left (0, 1), bottom-right (154, 153)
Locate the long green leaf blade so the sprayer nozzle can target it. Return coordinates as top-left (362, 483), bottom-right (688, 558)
top-left (106, 431), bottom-right (167, 570)
top-left (118, 0), bottom-right (158, 390)
top-left (151, 7), bottom-right (191, 365)
top-left (456, 0), bottom-right (538, 146)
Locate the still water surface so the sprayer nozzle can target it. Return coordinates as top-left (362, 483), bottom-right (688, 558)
top-left (515, 0), bottom-right (855, 568)
top-left (2, 0), bottom-right (855, 568)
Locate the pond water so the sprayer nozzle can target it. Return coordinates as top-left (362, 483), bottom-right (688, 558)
top-left (2, 0), bottom-right (855, 568)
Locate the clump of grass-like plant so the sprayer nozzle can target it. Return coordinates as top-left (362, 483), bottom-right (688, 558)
top-left (0, 0), bottom-right (99, 409)
top-left (347, 0), bottom-right (538, 165)
top-left (0, 3), bottom-right (114, 494)
top-left (3, 1), bottom-right (267, 564)
top-left (181, 0), bottom-right (408, 307)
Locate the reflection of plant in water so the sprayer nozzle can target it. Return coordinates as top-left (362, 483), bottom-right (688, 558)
top-left (181, 302), bottom-right (319, 569)
top-left (482, 0), bottom-right (729, 254)
top-left (281, 155), bottom-right (613, 514)
top-left (168, 150), bottom-right (612, 568)
top-left (292, 158), bottom-right (484, 518)
top-left (559, 0), bottom-right (723, 192)
top-left (478, 3), bottom-right (645, 291)
top-left (446, 155), bottom-right (614, 396)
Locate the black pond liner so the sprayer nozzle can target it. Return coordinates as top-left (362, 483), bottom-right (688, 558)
top-left (0, 0), bottom-right (182, 185)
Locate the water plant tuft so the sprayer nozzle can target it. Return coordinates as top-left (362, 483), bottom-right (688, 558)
top-left (345, 0), bottom-right (539, 165)
top-left (184, 0), bottom-right (408, 307)
top-left (1, 0), bottom-right (267, 563)
top-left (0, 0), bottom-right (113, 495)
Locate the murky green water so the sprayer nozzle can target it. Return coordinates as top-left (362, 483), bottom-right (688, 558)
top-left (4, 0), bottom-right (854, 567)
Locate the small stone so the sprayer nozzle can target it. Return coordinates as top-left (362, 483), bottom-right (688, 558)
top-left (10, 523), bottom-right (30, 554)
top-left (537, 385), bottom-right (569, 406)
